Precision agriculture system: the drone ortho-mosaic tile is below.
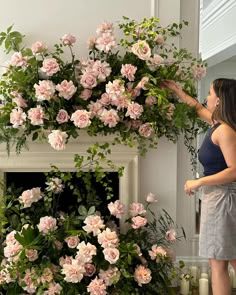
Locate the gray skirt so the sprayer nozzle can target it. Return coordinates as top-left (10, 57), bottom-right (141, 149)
top-left (199, 182), bottom-right (236, 260)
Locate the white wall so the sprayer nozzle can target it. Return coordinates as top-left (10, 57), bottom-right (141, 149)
top-left (0, 0), bottom-right (200, 257)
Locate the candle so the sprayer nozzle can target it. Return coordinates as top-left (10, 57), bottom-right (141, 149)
top-left (201, 272), bottom-right (208, 279)
top-left (190, 266), bottom-right (198, 284)
top-left (232, 269), bottom-right (236, 288)
top-left (199, 278), bottom-right (209, 295)
top-left (180, 274), bottom-right (190, 295)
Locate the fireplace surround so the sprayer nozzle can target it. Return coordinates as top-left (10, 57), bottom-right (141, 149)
top-left (0, 133), bottom-right (139, 229)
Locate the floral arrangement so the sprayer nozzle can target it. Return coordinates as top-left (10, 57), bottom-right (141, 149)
top-left (0, 16), bottom-right (207, 155)
top-left (0, 144), bottom-right (185, 295)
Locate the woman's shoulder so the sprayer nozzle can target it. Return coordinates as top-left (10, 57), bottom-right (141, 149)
top-left (212, 122), bottom-right (236, 145)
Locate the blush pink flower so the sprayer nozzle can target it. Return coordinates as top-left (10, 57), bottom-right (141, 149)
top-left (134, 265), bottom-right (152, 286)
top-left (71, 110), bottom-right (91, 128)
top-left (131, 40), bottom-right (151, 60)
top-left (103, 247), bottom-right (120, 264)
top-left (87, 277), bottom-right (107, 295)
top-left (191, 64), bottom-right (207, 80)
top-left (84, 263), bottom-right (96, 277)
top-left (80, 73), bottom-right (97, 89)
top-left (99, 266), bottom-right (120, 286)
top-left (56, 109), bottom-right (70, 124)
top-left (138, 123), bottom-right (153, 138)
top-left (129, 203), bottom-right (146, 216)
top-left (155, 34), bottom-right (164, 44)
top-left (40, 58), bottom-right (60, 76)
top-left (10, 52), bottom-right (27, 67)
top-left (125, 102), bottom-right (143, 119)
top-left (83, 215), bottom-right (105, 236)
top-left (65, 236), bottom-right (80, 249)
top-left (10, 108), bottom-right (26, 128)
top-left (37, 216), bottom-right (58, 234)
top-left (48, 130), bottom-right (68, 150)
top-left (145, 96), bottom-right (157, 106)
top-left (107, 200), bottom-right (125, 219)
top-left (61, 260), bottom-right (85, 283)
top-left (165, 229), bottom-right (177, 241)
top-left (131, 216), bottom-right (147, 229)
top-left (76, 241), bottom-right (97, 263)
top-left (25, 249), bottom-right (38, 262)
top-left (56, 80), bottom-right (77, 100)
top-left (34, 80), bottom-right (56, 101)
top-left (31, 41), bottom-right (47, 55)
top-left (121, 64), bottom-right (137, 81)
top-left (92, 60), bottom-right (111, 82)
top-left (80, 89), bottom-right (92, 100)
top-left (95, 32), bottom-right (116, 53)
top-left (61, 34), bottom-right (76, 45)
top-left (145, 192), bottom-right (158, 203)
top-left (99, 109), bottom-right (119, 128)
top-left (28, 105), bottom-right (45, 125)
top-left (11, 91), bottom-right (28, 108)
top-left (148, 244), bottom-right (167, 261)
top-left (97, 228), bottom-right (119, 248)
top-left (19, 187), bottom-right (43, 208)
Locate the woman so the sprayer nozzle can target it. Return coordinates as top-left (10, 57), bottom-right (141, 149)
top-left (162, 78), bottom-right (236, 295)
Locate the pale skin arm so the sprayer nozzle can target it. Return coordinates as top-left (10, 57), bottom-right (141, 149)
top-left (161, 80), bottom-right (212, 124)
top-left (184, 124), bottom-right (236, 195)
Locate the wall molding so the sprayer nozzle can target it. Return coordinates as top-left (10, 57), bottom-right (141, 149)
top-left (202, 0), bottom-right (236, 29)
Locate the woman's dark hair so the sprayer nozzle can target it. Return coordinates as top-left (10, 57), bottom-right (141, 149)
top-left (212, 78), bottom-right (236, 131)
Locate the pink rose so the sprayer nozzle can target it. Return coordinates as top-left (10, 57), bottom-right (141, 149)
top-left (34, 80), bottom-right (55, 101)
top-left (71, 110), bottom-right (91, 128)
top-left (40, 58), bottom-right (60, 76)
top-left (31, 41), bottom-right (47, 55)
top-left (138, 123), bottom-right (153, 138)
top-left (165, 229), bottom-right (177, 241)
top-left (10, 52), bottom-right (27, 67)
top-left (65, 236), bottom-right (80, 248)
top-left (131, 216), bottom-right (147, 229)
top-left (103, 247), bottom-right (120, 264)
top-left (56, 109), bottom-right (70, 124)
top-left (80, 89), bottom-right (92, 100)
top-left (48, 130), bottom-right (68, 151)
top-left (80, 73), bottom-right (97, 89)
top-left (125, 102), bottom-right (143, 119)
top-left (131, 40), bottom-right (151, 60)
top-left (61, 34), bottom-right (76, 45)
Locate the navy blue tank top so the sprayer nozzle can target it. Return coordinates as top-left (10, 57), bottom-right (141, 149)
top-left (198, 123), bottom-right (227, 176)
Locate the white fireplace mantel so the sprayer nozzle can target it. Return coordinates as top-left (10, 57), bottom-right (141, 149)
top-left (0, 133), bottom-right (140, 229)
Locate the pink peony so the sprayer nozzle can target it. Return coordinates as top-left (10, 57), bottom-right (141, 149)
top-left (125, 102), bottom-right (143, 119)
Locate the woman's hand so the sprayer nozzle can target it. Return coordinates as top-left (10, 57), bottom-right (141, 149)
top-left (184, 179), bottom-right (202, 195)
top-left (161, 80), bottom-right (180, 93)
